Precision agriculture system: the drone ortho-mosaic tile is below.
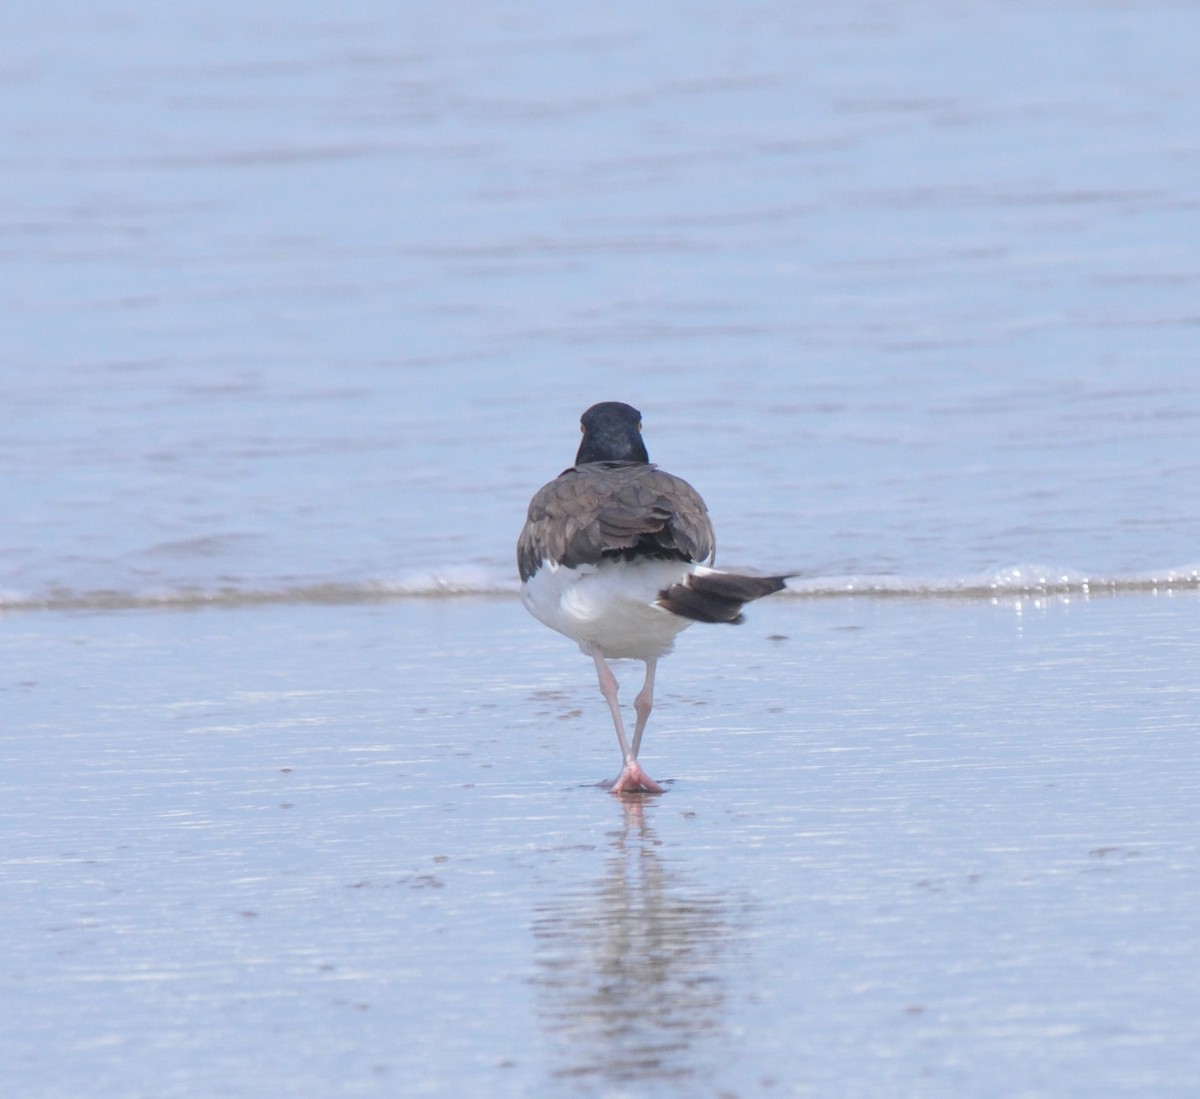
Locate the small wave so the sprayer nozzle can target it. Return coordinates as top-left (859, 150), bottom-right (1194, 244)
top-left (781, 563), bottom-right (1200, 599)
top-left (2, 563), bottom-right (1197, 613)
top-left (0, 567), bottom-right (519, 613)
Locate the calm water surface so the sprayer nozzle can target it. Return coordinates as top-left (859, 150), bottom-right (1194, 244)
top-left (3, 0), bottom-right (1199, 603)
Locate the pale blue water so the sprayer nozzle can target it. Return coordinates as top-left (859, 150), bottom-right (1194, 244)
top-left (3, 2), bottom-right (1200, 1096)
top-left (3, 0), bottom-right (1199, 606)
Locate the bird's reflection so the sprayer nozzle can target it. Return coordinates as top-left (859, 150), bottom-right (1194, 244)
top-left (531, 798), bottom-right (743, 1090)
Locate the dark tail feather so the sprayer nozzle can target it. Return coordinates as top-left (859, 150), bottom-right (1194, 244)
top-left (657, 572), bottom-right (790, 624)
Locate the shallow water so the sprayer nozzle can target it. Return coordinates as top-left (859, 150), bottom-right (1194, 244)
top-left (3, 0), bottom-right (1200, 605)
top-left (4, 594), bottom-right (1200, 1096)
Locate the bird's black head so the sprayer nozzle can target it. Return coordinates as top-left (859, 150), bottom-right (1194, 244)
top-left (575, 401), bottom-right (650, 464)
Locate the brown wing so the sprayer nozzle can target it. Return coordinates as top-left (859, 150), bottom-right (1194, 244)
top-left (517, 462), bottom-right (715, 581)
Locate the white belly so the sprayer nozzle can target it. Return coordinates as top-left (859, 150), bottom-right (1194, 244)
top-left (521, 558), bottom-right (696, 661)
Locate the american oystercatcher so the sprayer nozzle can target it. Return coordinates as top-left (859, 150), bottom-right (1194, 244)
top-left (517, 401), bottom-right (790, 794)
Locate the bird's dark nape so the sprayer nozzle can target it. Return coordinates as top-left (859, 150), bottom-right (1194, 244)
top-left (576, 401), bottom-right (649, 464)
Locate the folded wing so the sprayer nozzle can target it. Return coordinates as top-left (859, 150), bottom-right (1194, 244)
top-left (517, 461), bottom-right (715, 581)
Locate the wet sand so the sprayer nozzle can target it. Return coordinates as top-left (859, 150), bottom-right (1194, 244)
top-left (3, 593), bottom-right (1198, 1096)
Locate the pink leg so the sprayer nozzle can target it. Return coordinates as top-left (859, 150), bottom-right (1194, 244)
top-left (590, 651), bottom-right (664, 795)
top-left (630, 658), bottom-right (657, 760)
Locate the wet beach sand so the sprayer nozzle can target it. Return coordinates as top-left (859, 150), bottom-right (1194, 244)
top-left (3, 591), bottom-right (1198, 1097)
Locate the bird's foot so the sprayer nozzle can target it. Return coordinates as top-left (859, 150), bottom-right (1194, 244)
top-left (609, 758), bottom-right (665, 796)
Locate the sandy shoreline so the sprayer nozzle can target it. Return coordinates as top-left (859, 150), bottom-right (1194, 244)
top-left (3, 593), bottom-right (1198, 1095)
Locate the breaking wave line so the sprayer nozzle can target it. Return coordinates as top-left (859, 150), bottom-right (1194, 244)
top-left (2, 563), bottom-right (1198, 614)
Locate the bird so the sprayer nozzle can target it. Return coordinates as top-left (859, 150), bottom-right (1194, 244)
top-left (517, 401), bottom-right (791, 794)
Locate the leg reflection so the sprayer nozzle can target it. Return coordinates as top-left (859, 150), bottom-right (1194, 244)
top-left (531, 799), bottom-right (746, 1088)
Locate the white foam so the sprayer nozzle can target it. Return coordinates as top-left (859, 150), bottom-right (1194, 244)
top-left (781, 562), bottom-right (1200, 599)
top-left (2, 561), bottom-right (1198, 614)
